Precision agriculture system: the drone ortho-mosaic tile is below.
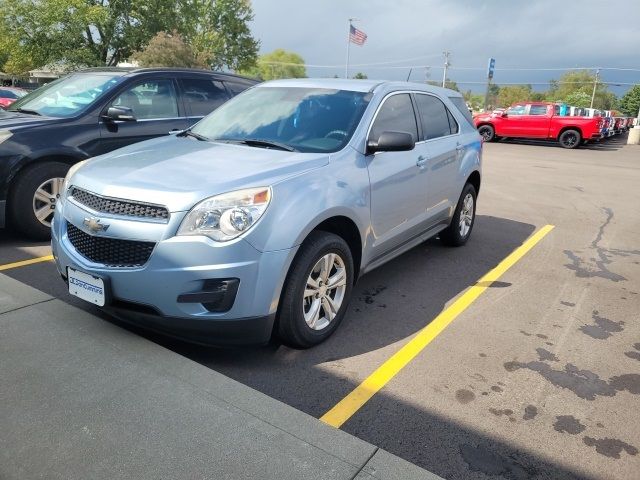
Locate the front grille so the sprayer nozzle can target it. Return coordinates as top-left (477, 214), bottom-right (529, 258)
top-left (66, 222), bottom-right (155, 267)
top-left (69, 187), bottom-right (169, 221)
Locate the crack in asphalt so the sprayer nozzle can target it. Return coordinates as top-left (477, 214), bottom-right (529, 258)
top-left (563, 207), bottom-right (640, 282)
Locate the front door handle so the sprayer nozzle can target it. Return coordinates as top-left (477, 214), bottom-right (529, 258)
top-left (416, 156), bottom-right (428, 168)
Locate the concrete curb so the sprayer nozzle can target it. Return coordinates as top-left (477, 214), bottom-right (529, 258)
top-left (0, 273), bottom-right (442, 480)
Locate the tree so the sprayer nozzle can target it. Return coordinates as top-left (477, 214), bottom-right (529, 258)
top-left (564, 91), bottom-right (592, 108)
top-left (133, 31), bottom-right (208, 68)
top-left (619, 85), bottom-right (640, 117)
top-left (239, 49), bottom-right (306, 80)
top-left (497, 85), bottom-right (533, 107)
top-left (0, 0), bottom-right (259, 75)
top-left (353, 72), bottom-right (368, 79)
top-left (546, 70), bottom-right (618, 110)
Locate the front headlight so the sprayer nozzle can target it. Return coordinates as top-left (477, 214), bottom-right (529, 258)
top-left (63, 159), bottom-right (88, 193)
top-left (177, 187), bottom-right (272, 242)
top-left (0, 130), bottom-right (13, 145)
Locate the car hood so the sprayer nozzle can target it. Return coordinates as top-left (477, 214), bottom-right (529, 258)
top-left (70, 135), bottom-right (330, 212)
top-left (0, 110), bottom-right (62, 130)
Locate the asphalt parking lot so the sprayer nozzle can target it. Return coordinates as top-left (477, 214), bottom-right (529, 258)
top-left (2, 133), bottom-right (639, 480)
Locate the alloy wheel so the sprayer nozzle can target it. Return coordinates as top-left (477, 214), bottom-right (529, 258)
top-left (302, 252), bottom-right (347, 331)
top-left (32, 177), bottom-right (64, 227)
top-left (459, 193), bottom-right (474, 238)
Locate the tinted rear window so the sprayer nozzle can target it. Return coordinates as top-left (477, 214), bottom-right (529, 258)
top-left (448, 96), bottom-right (473, 125)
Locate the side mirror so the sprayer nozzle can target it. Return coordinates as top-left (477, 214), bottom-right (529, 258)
top-left (104, 106), bottom-right (136, 122)
top-left (367, 131), bottom-right (415, 154)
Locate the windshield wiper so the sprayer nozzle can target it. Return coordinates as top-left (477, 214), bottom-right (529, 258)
top-left (216, 138), bottom-right (297, 152)
top-left (12, 108), bottom-right (41, 116)
top-left (177, 129), bottom-right (210, 141)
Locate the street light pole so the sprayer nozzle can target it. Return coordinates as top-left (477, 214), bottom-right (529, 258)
top-left (442, 51), bottom-right (450, 88)
top-left (590, 69), bottom-right (600, 109)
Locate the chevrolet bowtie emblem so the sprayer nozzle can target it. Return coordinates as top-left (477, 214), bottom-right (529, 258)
top-left (83, 217), bottom-right (109, 233)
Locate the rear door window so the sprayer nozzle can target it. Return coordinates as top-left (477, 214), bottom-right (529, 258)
top-left (180, 78), bottom-right (230, 117)
top-left (369, 93), bottom-right (418, 142)
top-left (529, 105), bottom-right (548, 115)
top-left (414, 93), bottom-right (455, 140)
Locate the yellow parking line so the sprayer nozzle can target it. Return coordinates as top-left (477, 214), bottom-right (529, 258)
top-left (320, 224), bottom-right (555, 428)
top-left (0, 254), bottom-right (54, 271)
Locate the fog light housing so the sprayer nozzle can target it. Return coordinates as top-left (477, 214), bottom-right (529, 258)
top-left (177, 278), bottom-right (240, 313)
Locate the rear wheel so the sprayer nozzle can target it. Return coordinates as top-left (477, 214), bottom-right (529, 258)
top-left (477, 124), bottom-right (495, 142)
top-left (9, 161), bottom-right (69, 240)
top-left (440, 183), bottom-right (477, 247)
top-left (277, 231), bottom-right (354, 348)
top-left (558, 129), bottom-right (581, 149)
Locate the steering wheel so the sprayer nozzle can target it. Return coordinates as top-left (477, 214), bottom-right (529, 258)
top-left (324, 130), bottom-right (348, 140)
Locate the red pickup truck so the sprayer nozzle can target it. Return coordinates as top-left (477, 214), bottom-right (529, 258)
top-left (473, 102), bottom-right (603, 148)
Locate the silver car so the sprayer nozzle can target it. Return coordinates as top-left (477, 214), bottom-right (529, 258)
top-left (51, 79), bottom-right (482, 348)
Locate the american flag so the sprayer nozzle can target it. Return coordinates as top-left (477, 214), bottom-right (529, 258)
top-left (349, 25), bottom-right (367, 46)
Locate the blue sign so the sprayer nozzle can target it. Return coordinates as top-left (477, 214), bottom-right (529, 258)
top-left (487, 58), bottom-right (495, 80)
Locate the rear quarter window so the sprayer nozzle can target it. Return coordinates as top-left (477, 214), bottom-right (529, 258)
top-left (448, 96), bottom-right (473, 125)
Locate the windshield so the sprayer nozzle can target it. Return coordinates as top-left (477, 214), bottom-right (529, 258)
top-left (191, 87), bottom-right (371, 153)
top-left (8, 73), bottom-right (124, 117)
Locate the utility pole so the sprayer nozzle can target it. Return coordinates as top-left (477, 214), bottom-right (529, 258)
top-left (590, 69), bottom-right (600, 109)
top-left (442, 51), bottom-right (450, 88)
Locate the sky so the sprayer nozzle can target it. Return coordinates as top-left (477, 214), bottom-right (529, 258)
top-left (249, 0), bottom-right (639, 96)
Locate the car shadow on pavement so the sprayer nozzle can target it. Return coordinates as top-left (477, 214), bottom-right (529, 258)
top-left (0, 228), bottom-right (52, 264)
top-left (134, 215), bottom-right (535, 405)
top-left (497, 133), bottom-right (627, 152)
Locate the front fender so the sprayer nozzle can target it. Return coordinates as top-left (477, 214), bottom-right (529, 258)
top-left (243, 151), bottom-right (371, 253)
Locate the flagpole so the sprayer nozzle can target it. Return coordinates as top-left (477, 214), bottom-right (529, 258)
top-left (345, 18), bottom-right (353, 79)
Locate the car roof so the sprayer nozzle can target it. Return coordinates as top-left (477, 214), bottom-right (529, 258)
top-left (73, 67), bottom-right (257, 83)
top-left (258, 78), bottom-right (462, 96)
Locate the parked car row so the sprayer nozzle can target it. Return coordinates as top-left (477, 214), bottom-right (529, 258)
top-left (473, 101), bottom-right (634, 148)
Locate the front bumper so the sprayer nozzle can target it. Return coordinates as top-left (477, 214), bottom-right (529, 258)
top-left (52, 198), bottom-right (298, 345)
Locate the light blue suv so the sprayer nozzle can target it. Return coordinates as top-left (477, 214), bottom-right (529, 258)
top-left (51, 79), bottom-right (482, 348)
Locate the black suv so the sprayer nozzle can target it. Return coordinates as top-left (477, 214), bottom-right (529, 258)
top-left (0, 67), bottom-right (258, 239)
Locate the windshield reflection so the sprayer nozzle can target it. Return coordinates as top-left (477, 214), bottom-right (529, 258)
top-left (192, 87), bottom-right (371, 153)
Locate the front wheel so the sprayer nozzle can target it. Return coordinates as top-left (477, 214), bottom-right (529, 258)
top-left (9, 161), bottom-right (70, 240)
top-left (477, 124), bottom-right (495, 142)
top-left (440, 183), bottom-right (477, 247)
top-left (558, 129), bottom-right (581, 149)
top-left (277, 231), bottom-right (354, 348)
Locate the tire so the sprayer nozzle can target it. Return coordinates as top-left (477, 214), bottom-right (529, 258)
top-left (277, 231), bottom-right (354, 348)
top-left (440, 183), bottom-right (477, 247)
top-left (558, 129), bottom-right (581, 149)
top-left (9, 161), bottom-right (70, 240)
top-left (477, 124), bottom-right (495, 142)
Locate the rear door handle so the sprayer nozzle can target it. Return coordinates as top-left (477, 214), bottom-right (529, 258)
top-left (416, 156), bottom-right (428, 168)
top-left (456, 143), bottom-right (465, 151)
